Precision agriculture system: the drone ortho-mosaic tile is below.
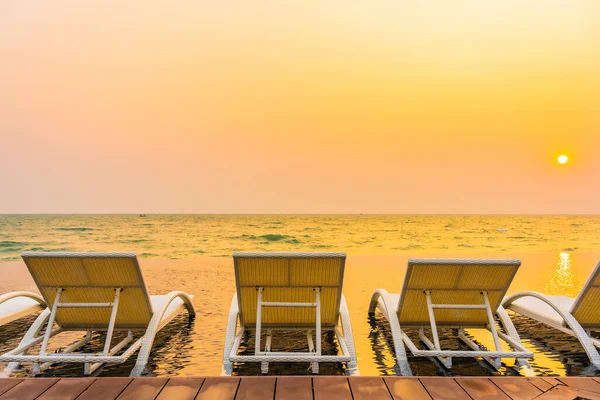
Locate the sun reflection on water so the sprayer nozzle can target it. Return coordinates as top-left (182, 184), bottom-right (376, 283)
top-left (544, 252), bottom-right (583, 297)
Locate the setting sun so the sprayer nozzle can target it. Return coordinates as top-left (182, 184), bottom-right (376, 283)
top-left (558, 155), bottom-right (569, 164)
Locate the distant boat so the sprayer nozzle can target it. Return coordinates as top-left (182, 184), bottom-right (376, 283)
top-left (139, 214), bottom-right (147, 217)
top-left (496, 228), bottom-right (507, 233)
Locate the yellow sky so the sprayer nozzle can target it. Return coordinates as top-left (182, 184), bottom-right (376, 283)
top-left (1, 1), bottom-right (599, 213)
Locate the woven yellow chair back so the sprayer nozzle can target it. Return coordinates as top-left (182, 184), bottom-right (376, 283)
top-left (571, 261), bottom-right (600, 328)
top-left (22, 252), bottom-right (153, 329)
top-left (397, 259), bottom-right (520, 327)
top-left (234, 252), bottom-right (345, 328)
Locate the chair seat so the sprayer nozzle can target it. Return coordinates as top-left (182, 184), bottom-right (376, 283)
top-left (0, 297), bottom-right (44, 325)
top-left (506, 295), bottom-right (574, 327)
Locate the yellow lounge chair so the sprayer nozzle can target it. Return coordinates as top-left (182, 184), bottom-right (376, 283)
top-left (369, 258), bottom-right (532, 375)
top-left (504, 260), bottom-right (600, 369)
top-left (222, 252), bottom-right (359, 375)
top-left (0, 252), bottom-right (195, 377)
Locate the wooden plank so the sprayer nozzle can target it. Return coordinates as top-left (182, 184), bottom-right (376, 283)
top-left (196, 377), bottom-right (240, 400)
top-left (454, 378), bottom-right (510, 400)
top-left (541, 377), bottom-right (563, 388)
top-left (156, 377), bottom-right (204, 400)
top-left (489, 377), bottom-right (542, 400)
top-left (557, 377), bottom-right (600, 394)
top-left (419, 378), bottom-right (471, 400)
top-left (534, 385), bottom-right (600, 399)
top-left (235, 377), bottom-right (276, 400)
top-left (0, 378), bottom-right (58, 400)
top-left (11, 376), bottom-right (600, 400)
top-left (76, 378), bottom-right (132, 400)
top-left (349, 377), bottom-right (391, 400)
top-left (0, 381), bottom-right (22, 398)
top-left (274, 377), bottom-right (312, 400)
top-left (313, 377), bottom-right (352, 400)
top-left (37, 378), bottom-right (96, 400)
top-left (384, 377), bottom-right (432, 400)
top-left (116, 377), bottom-right (168, 400)
top-left (526, 378), bottom-right (553, 392)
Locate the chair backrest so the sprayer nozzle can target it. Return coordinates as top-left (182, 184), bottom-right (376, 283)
top-left (397, 258), bottom-right (521, 327)
top-left (21, 252), bottom-right (153, 329)
top-left (570, 260), bottom-right (600, 328)
top-left (233, 252), bottom-right (345, 328)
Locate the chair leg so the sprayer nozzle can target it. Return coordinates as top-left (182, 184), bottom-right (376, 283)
top-left (339, 294), bottom-right (361, 376)
top-left (420, 327), bottom-right (451, 368)
top-left (311, 361), bottom-right (319, 374)
top-left (260, 329), bottom-right (272, 374)
top-left (261, 362), bottom-right (269, 374)
top-left (1, 309), bottom-right (51, 377)
top-left (458, 328), bottom-right (501, 369)
top-left (495, 306), bottom-right (529, 366)
top-left (222, 295), bottom-right (239, 376)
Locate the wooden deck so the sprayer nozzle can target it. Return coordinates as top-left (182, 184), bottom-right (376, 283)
top-left (2, 376), bottom-right (600, 400)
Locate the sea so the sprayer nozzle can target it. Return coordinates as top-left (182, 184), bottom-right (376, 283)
top-left (1, 214), bottom-right (599, 261)
top-left (1, 214), bottom-right (600, 378)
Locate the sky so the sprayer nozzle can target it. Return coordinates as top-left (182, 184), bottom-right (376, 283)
top-left (1, 1), bottom-right (599, 214)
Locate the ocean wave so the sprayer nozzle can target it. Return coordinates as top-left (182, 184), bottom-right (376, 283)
top-left (0, 241), bottom-right (27, 248)
top-left (56, 227), bottom-right (94, 231)
top-left (0, 247), bottom-right (22, 253)
top-left (393, 244), bottom-right (423, 250)
top-left (116, 239), bottom-right (148, 243)
top-left (259, 234), bottom-right (289, 241)
top-left (303, 227), bottom-right (321, 232)
top-left (229, 234), bottom-right (258, 240)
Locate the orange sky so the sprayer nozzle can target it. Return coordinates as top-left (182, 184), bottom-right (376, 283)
top-left (1, 1), bottom-right (599, 213)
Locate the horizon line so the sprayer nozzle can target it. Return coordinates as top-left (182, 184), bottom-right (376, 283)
top-left (1, 213), bottom-right (599, 217)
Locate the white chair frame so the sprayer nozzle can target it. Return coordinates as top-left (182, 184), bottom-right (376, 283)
top-left (223, 288), bottom-right (358, 376)
top-left (0, 287), bottom-right (195, 377)
top-left (503, 291), bottom-right (600, 369)
top-left (0, 291), bottom-right (46, 326)
top-left (369, 288), bottom-right (532, 375)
